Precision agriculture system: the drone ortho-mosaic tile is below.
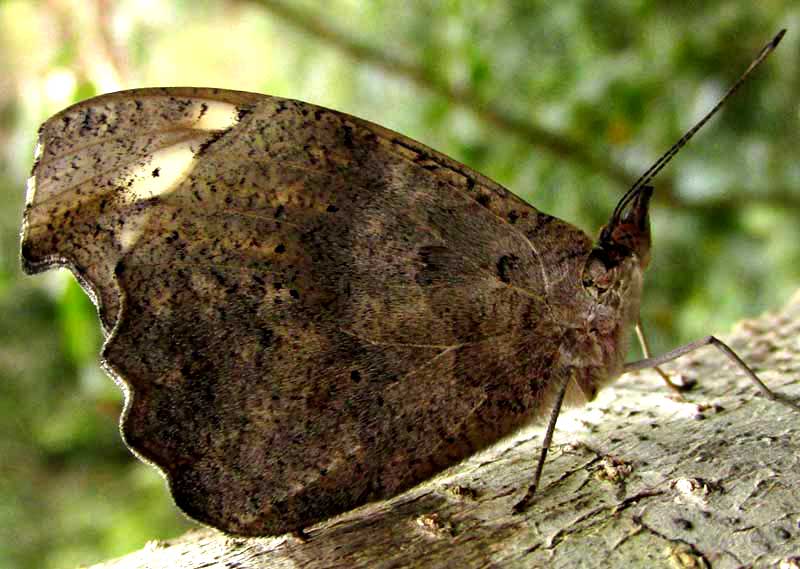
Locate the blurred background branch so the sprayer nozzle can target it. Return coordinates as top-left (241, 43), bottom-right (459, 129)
top-left (251, 0), bottom-right (637, 192)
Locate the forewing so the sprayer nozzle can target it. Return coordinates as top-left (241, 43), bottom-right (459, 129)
top-left (21, 88), bottom-right (593, 535)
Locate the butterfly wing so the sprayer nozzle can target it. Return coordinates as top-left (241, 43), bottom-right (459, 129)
top-left (21, 88), bottom-right (594, 535)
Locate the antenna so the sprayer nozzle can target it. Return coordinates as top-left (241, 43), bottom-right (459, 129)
top-left (612, 29), bottom-right (785, 220)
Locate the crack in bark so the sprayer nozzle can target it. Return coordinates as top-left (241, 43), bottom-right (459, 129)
top-left (634, 517), bottom-right (717, 567)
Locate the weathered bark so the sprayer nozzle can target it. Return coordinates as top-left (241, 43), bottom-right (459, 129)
top-left (90, 292), bottom-right (800, 569)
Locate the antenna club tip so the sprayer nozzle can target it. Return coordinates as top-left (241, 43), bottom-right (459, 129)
top-left (773, 29), bottom-right (787, 47)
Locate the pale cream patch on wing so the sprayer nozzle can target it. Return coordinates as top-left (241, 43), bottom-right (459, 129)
top-left (114, 100), bottom-right (239, 204)
top-left (118, 209), bottom-right (152, 253)
top-left (118, 143), bottom-right (196, 203)
top-left (191, 100), bottom-right (239, 131)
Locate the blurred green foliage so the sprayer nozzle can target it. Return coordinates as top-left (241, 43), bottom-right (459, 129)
top-left (0, 1), bottom-right (798, 567)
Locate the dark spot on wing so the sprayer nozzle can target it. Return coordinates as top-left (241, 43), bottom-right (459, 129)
top-left (342, 125), bottom-right (354, 148)
top-left (496, 254), bottom-right (520, 284)
top-left (196, 130), bottom-right (228, 156)
top-left (236, 107), bottom-right (252, 121)
top-left (257, 328), bottom-right (274, 348)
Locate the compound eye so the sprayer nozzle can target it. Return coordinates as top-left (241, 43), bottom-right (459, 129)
top-left (582, 252), bottom-right (614, 294)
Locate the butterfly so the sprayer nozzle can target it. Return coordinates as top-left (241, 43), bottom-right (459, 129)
top-left (20, 30), bottom-right (792, 536)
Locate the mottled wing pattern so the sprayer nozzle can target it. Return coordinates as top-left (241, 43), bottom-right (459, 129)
top-left (21, 88), bottom-right (594, 535)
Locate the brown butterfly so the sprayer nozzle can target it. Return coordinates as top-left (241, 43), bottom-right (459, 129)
top-left (20, 30), bottom-right (794, 536)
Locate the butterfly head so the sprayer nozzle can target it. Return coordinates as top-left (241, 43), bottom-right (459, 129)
top-left (577, 184), bottom-right (652, 389)
top-left (599, 184), bottom-right (652, 269)
top-left (581, 184), bottom-right (651, 304)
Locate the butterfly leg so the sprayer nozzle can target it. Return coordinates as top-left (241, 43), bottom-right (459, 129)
top-left (623, 335), bottom-right (800, 412)
top-left (634, 319), bottom-right (693, 395)
top-left (513, 370), bottom-right (571, 514)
